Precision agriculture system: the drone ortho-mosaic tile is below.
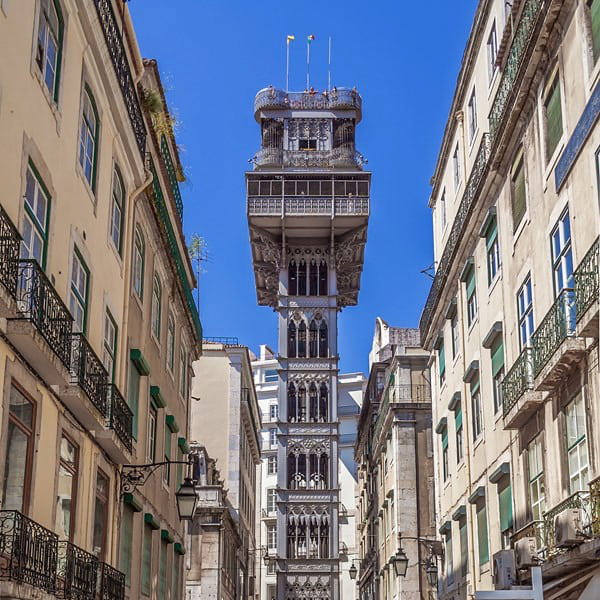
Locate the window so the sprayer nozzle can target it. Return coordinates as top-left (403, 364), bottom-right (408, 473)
top-left (485, 217), bottom-right (500, 284)
top-left (566, 393), bottom-right (589, 493)
top-left (127, 360), bottom-right (141, 439)
top-left (453, 145), bottom-right (461, 190)
top-left (78, 87), bottom-right (99, 188)
top-left (265, 369), bottom-right (278, 382)
top-left (468, 88), bottom-right (477, 142)
top-left (438, 337), bottom-right (446, 386)
top-left (55, 435), bottom-right (78, 541)
top-left (491, 335), bottom-right (504, 414)
top-left (498, 479), bottom-right (513, 548)
top-left (110, 167), bottom-right (125, 253)
top-left (465, 264), bottom-right (478, 326)
top-left (267, 524), bottom-right (277, 550)
top-left (451, 314), bottom-right (459, 358)
top-left (164, 424), bottom-right (172, 485)
top-left (2, 385), bottom-right (35, 512)
top-left (268, 455), bottom-right (278, 475)
top-left (588, 0), bottom-right (600, 63)
top-left (166, 313), bottom-right (175, 373)
top-left (133, 227), bottom-right (145, 299)
top-left (528, 435), bottom-right (545, 520)
top-left (510, 152), bottom-right (527, 231)
top-left (551, 209), bottom-right (573, 295)
top-left (269, 428), bottom-right (277, 448)
top-left (267, 488), bottom-right (277, 513)
top-left (441, 428), bottom-right (449, 482)
top-left (543, 71), bottom-right (563, 162)
top-left (445, 531), bottom-right (454, 585)
top-left (141, 523), bottom-right (152, 596)
top-left (267, 584), bottom-right (276, 600)
top-left (179, 346), bottom-right (188, 398)
top-left (459, 517), bottom-right (468, 576)
top-left (172, 552), bottom-right (181, 600)
top-left (147, 404), bottom-right (157, 462)
top-left (455, 404), bottom-right (464, 464)
top-left (269, 404), bottom-right (278, 421)
top-left (21, 163), bottom-right (50, 265)
top-left (92, 469), bottom-right (109, 560)
top-left (120, 503), bottom-right (134, 586)
top-left (159, 540), bottom-right (168, 599)
top-left (440, 191), bottom-right (447, 231)
top-left (487, 23), bottom-right (498, 83)
top-left (476, 501), bottom-right (489, 566)
top-left (151, 274), bottom-right (162, 340)
top-left (103, 311), bottom-right (117, 382)
top-left (471, 377), bottom-right (482, 441)
top-left (517, 276), bottom-right (535, 348)
top-left (69, 249), bottom-right (89, 333)
top-left (35, 0), bottom-right (63, 100)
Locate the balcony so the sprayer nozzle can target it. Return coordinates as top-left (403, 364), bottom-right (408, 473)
top-left (502, 347), bottom-right (543, 429)
top-left (532, 289), bottom-right (586, 391)
top-left (7, 259), bottom-right (73, 385)
top-left (247, 196), bottom-right (369, 217)
top-left (196, 485), bottom-right (225, 510)
top-left (511, 520), bottom-right (545, 562)
top-left (160, 136), bottom-right (183, 221)
top-left (56, 541), bottom-right (99, 599)
top-left (98, 562), bottom-right (125, 600)
top-left (0, 509), bottom-right (58, 594)
top-left (252, 147), bottom-right (366, 170)
top-left (0, 204), bottom-right (20, 316)
top-left (96, 385), bottom-right (133, 463)
top-left (574, 237), bottom-right (599, 338)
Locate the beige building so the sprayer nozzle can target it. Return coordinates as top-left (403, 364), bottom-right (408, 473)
top-left (190, 340), bottom-right (262, 600)
top-left (355, 320), bottom-right (435, 600)
top-left (423, 0), bottom-right (600, 597)
top-left (0, 1), bottom-right (201, 599)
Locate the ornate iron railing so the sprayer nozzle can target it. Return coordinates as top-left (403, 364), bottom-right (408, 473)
top-left (511, 520), bottom-right (545, 552)
top-left (489, 0), bottom-right (545, 137)
top-left (502, 347), bottom-right (535, 416)
top-left (106, 384), bottom-right (133, 452)
top-left (14, 259), bottom-right (73, 369)
top-left (92, 0), bottom-right (146, 156)
top-left (0, 510), bottom-right (58, 593)
top-left (286, 196), bottom-right (331, 214)
top-left (247, 197), bottom-right (282, 215)
top-left (419, 134), bottom-right (491, 342)
top-left (531, 288), bottom-right (576, 377)
top-left (590, 477), bottom-right (600, 536)
top-left (574, 237), bottom-right (599, 322)
top-left (0, 204), bottom-right (20, 299)
top-left (247, 196), bottom-right (369, 216)
top-left (334, 197), bottom-right (369, 215)
top-left (56, 541), bottom-right (99, 600)
top-left (542, 490), bottom-right (591, 557)
top-left (98, 561), bottom-right (126, 600)
top-left (70, 333), bottom-right (109, 416)
top-left (160, 135), bottom-right (183, 221)
top-left (203, 336), bottom-right (240, 345)
top-left (253, 148), bottom-right (365, 169)
top-left (253, 87), bottom-right (362, 115)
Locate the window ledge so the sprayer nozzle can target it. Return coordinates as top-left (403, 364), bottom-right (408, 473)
top-left (487, 272), bottom-right (502, 296)
top-left (512, 214), bottom-right (530, 252)
top-left (76, 165), bottom-right (97, 209)
top-left (543, 137), bottom-right (566, 188)
top-left (467, 317), bottom-right (479, 337)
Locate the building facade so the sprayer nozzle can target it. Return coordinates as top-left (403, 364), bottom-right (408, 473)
top-left (0, 2), bottom-right (201, 600)
top-left (251, 345), bottom-right (365, 600)
top-left (190, 341), bottom-right (262, 600)
top-left (423, 0), bottom-right (600, 597)
top-left (246, 86), bottom-right (370, 600)
top-left (355, 320), bottom-right (435, 600)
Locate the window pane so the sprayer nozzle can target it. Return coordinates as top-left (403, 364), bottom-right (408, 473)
top-left (9, 385), bottom-right (34, 427)
top-left (545, 75), bottom-right (563, 161)
top-left (120, 504), bottom-right (134, 585)
top-left (2, 421), bottom-right (29, 511)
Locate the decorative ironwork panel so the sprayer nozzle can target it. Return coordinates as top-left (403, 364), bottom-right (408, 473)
top-left (574, 237), bottom-right (599, 321)
top-left (70, 333), bottom-right (109, 416)
top-left (285, 197), bottom-right (331, 215)
top-left (0, 510), bottom-right (58, 593)
top-left (254, 88), bottom-right (362, 115)
top-left (0, 204), bottom-right (20, 299)
top-left (248, 197), bottom-right (282, 215)
top-left (542, 490), bottom-right (591, 557)
top-left (590, 477), bottom-right (600, 536)
top-left (334, 198), bottom-right (369, 215)
top-left (160, 136), bottom-right (184, 221)
top-left (502, 347), bottom-right (535, 416)
top-left (56, 541), bottom-right (99, 600)
top-left (92, 0), bottom-right (146, 156)
top-left (107, 384), bottom-right (133, 452)
top-left (14, 259), bottom-right (73, 369)
top-left (98, 562), bottom-right (126, 600)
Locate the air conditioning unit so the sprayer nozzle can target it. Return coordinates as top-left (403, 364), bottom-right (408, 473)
top-left (555, 509), bottom-right (585, 547)
top-left (493, 550), bottom-right (516, 590)
top-left (514, 537), bottom-right (539, 569)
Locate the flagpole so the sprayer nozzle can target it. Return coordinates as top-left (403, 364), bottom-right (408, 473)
top-left (328, 37), bottom-right (332, 91)
top-left (306, 39), bottom-right (310, 89)
top-left (286, 41), bottom-right (290, 92)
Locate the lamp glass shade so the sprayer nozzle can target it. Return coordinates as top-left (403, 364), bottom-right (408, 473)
top-left (175, 478), bottom-right (198, 520)
top-left (426, 562), bottom-right (438, 587)
top-left (393, 548), bottom-right (409, 578)
top-left (263, 553), bottom-right (270, 567)
top-left (349, 564), bottom-right (357, 580)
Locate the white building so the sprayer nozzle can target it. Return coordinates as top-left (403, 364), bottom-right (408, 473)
top-left (252, 345), bottom-right (365, 600)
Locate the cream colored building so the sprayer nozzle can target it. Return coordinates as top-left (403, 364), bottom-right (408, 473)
top-left (423, 0), bottom-right (600, 597)
top-left (0, 2), bottom-right (201, 599)
top-left (355, 320), bottom-right (435, 600)
top-left (190, 340), bottom-right (262, 600)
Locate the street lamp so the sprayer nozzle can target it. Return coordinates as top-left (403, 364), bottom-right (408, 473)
top-left (349, 562), bottom-right (358, 580)
top-left (391, 548), bottom-right (408, 578)
top-left (425, 560), bottom-right (438, 588)
top-left (175, 477), bottom-right (198, 520)
top-left (393, 534), bottom-right (441, 588)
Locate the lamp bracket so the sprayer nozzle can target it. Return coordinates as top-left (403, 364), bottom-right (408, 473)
top-left (120, 456), bottom-right (195, 495)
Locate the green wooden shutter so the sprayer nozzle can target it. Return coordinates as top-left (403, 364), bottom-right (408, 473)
top-left (455, 407), bottom-right (462, 430)
top-left (459, 518), bottom-right (469, 575)
top-left (119, 504), bottom-right (134, 585)
top-left (512, 158), bottom-right (527, 230)
top-left (442, 429), bottom-right (449, 450)
top-left (477, 504), bottom-right (489, 565)
top-left (485, 218), bottom-right (498, 250)
top-left (471, 375), bottom-right (480, 395)
top-left (592, 0), bottom-right (600, 62)
top-left (499, 484), bottom-right (513, 533)
top-left (141, 523), bottom-right (152, 595)
top-left (545, 76), bottom-right (563, 160)
top-left (159, 540), bottom-right (168, 598)
top-left (491, 336), bottom-right (505, 377)
top-left (127, 363), bottom-right (140, 439)
top-left (439, 341), bottom-right (446, 378)
top-left (466, 267), bottom-right (476, 300)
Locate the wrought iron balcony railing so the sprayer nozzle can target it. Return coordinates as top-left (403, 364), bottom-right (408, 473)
top-left (14, 259), bottom-right (73, 369)
top-left (106, 384), bottom-right (133, 452)
top-left (56, 540), bottom-right (99, 600)
top-left (98, 561), bottom-right (126, 600)
top-left (511, 519), bottom-right (545, 557)
top-left (92, 0), bottom-right (146, 156)
top-left (254, 87), bottom-right (362, 116)
top-left (590, 477), bottom-right (600, 537)
top-left (531, 288), bottom-right (576, 377)
top-left (203, 336), bottom-right (240, 345)
top-left (70, 333), bottom-right (109, 417)
top-left (160, 135), bottom-right (183, 221)
top-left (489, 0), bottom-right (544, 137)
top-left (0, 204), bottom-right (20, 299)
top-left (253, 147), bottom-right (365, 169)
top-left (574, 236), bottom-right (599, 322)
top-left (247, 196), bottom-right (369, 217)
top-left (419, 134), bottom-right (491, 342)
top-left (502, 347), bottom-right (535, 416)
top-left (0, 509), bottom-right (58, 593)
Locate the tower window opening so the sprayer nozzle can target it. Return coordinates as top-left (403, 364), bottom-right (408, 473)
top-left (288, 321), bottom-right (297, 358)
top-left (299, 138), bottom-right (317, 151)
top-left (288, 258), bottom-right (328, 296)
top-left (297, 321), bottom-right (307, 357)
top-left (287, 509), bottom-right (330, 559)
top-left (287, 452), bottom-right (329, 490)
top-left (319, 321), bottom-right (328, 358)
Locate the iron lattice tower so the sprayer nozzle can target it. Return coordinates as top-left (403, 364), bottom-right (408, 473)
top-left (247, 86), bottom-right (370, 600)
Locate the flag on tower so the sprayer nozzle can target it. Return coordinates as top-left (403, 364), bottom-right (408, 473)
top-left (287, 35), bottom-right (295, 43)
top-left (307, 34), bottom-right (315, 42)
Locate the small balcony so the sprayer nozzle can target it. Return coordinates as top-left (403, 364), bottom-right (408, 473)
top-left (0, 204), bottom-right (20, 316)
top-left (502, 347), bottom-right (543, 429)
top-left (56, 540), bottom-right (99, 599)
top-left (0, 509), bottom-right (58, 594)
top-left (532, 289), bottom-right (586, 391)
top-left (574, 236), bottom-right (599, 338)
top-left (252, 147), bottom-right (366, 170)
top-left (96, 384), bottom-right (133, 464)
top-left (7, 259), bottom-right (73, 385)
top-left (511, 519), bottom-right (545, 562)
top-left (98, 562), bottom-right (125, 600)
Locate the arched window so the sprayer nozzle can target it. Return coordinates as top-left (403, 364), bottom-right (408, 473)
top-left (319, 383), bottom-right (328, 422)
top-left (297, 384), bottom-right (307, 422)
top-left (78, 86), bottom-right (99, 189)
top-left (319, 260), bottom-right (328, 295)
top-left (110, 166), bottom-right (125, 254)
top-left (309, 320), bottom-right (318, 357)
top-left (133, 226), bottom-right (145, 298)
top-left (309, 383), bottom-right (318, 422)
top-left (287, 383), bottom-right (297, 422)
top-left (297, 321), bottom-right (307, 357)
top-left (35, 0), bottom-right (63, 101)
top-left (151, 274), bottom-right (162, 340)
top-left (309, 259), bottom-right (318, 296)
top-left (297, 260), bottom-right (307, 295)
top-left (287, 508), bottom-right (329, 559)
top-left (319, 321), bottom-right (328, 358)
top-left (287, 321), bottom-right (297, 358)
top-left (288, 259), bottom-right (298, 295)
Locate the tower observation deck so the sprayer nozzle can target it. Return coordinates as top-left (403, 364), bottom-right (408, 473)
top-left (246, 86), bottom-right (370, 600)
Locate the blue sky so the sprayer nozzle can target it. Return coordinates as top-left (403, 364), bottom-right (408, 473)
top-left (130, 0), bottom-right (478, 375)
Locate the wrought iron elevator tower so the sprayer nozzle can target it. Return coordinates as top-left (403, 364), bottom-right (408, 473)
top-left (247, 87), bottom-right (370, 600)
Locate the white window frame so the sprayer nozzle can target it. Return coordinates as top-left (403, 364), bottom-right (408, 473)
top-left (110, 166), bottom-right (124, 253)
top-left (69, 250), bottom-right (88, 333)
top-left (102, 310), bottom-right (117, 381)
top-left (78, 88), bottom-right (97, 188)
top-left (166, 312), bottom-right (175, 373)
top-left (453, 144), bottom-right (461, 190)
top-left (566, 394), bottom-right (589, 494)
top-left (551, 209), bottom-right (573, 296)
top-left (21, 164), bottom-right (49, 265)
top-left (151, 274), bottom-right (162, 341)
top-left (528, 435), bottom-right (545, 520)
top-left (487, 22), bottom-right (498, 84)
top-left (517, 275), bottom-right (535, 349)
top-left (467, 88), bottom-right (478, 143)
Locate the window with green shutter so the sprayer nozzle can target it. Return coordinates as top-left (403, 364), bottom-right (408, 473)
top-left (476, 502), bottom-right (489, 566)
top-left (164, 425), bottom-right (172, 486)
top-left (438, 339), bottom-right (446, 384)
top-left (498, 479), bottom-right (514, 548)
top-left (455, 407), bottom-right (464, 463)
top-left (141, 523), bottom-right (152, 596)
top-left (590, 0), bottom-right (600, 62)
top-left (511, 153), bottom-right (527, 231)
top-left (159, 539), bottom-right (168, 599)
top-left (544, 72), bottom-right (563, 162)
top-left (485, 217), bottom-right (500, 284)
top-left (491, 335), bottom-right (505, 414)
top-left (465, 266), bottom-right (478, 326)
top-left (172, 552), bottom-right (181, 600)
top-left (119, 504), bottom-right (134, 586)
top-left (459, 518), bottom-right (468, 576)
top-left (127, 362), bottom-right (140, 439)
